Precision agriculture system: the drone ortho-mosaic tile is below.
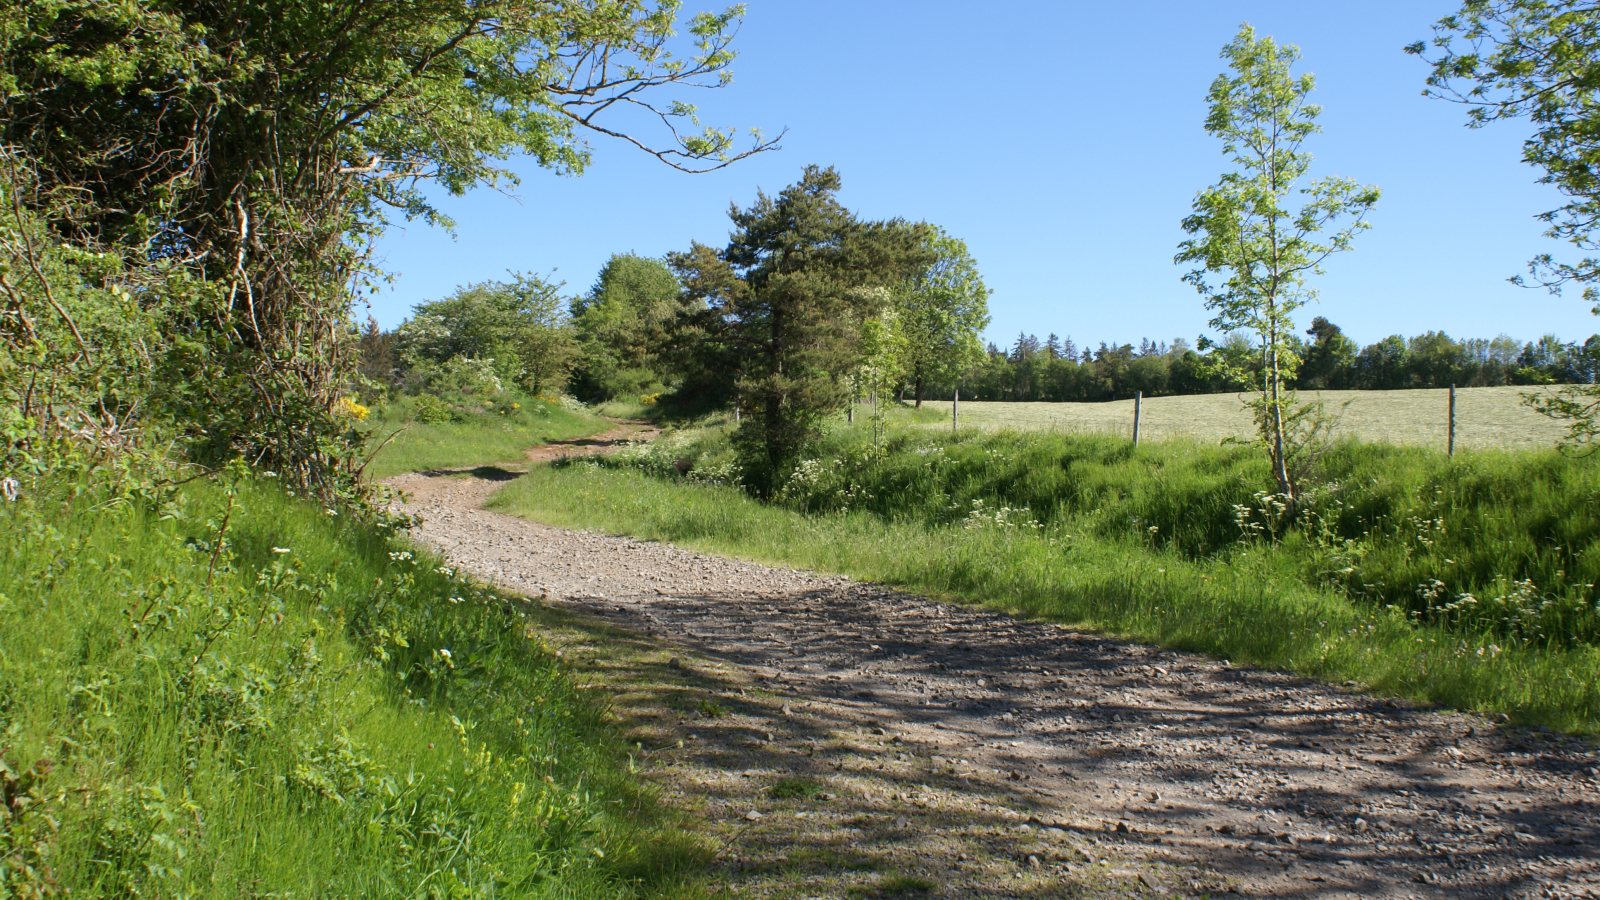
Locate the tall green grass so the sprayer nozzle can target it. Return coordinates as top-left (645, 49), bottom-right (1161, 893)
top-left (620, 421), bottom-right (1600, 647)
top-left (489, 425), bottom-right (1600, 733)
top-left (0, 472), bottom-right (701, 898)
top-left (364, 392), bottom-right (608, 479)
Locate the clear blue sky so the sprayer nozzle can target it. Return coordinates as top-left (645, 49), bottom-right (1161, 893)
top-left (368, 0), bottom-right (1597, 350)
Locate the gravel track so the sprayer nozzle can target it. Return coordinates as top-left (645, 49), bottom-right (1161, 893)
top-left (388, 433), bottom-right (1600, 899)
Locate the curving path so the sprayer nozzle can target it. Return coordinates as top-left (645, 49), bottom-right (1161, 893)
top-left (388, 441), bottom-right (1599, 899)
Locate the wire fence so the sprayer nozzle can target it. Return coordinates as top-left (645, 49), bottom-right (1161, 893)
top-left (940, 386), bottom-right (1573, 452)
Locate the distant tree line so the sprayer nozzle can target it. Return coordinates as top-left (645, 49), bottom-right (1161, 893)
top-left (936, 318), bottom-right (1600, 403)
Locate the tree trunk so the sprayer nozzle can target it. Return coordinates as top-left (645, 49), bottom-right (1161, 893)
top-left (1267, 314), bottom-right (1292, 503)
top-left (913, 370), bottom-right (924, 409)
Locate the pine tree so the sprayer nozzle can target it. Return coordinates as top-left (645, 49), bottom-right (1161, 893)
top-left (671, 165), bottom-right (931, 496)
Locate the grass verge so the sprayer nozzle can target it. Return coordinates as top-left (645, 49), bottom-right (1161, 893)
top-left (1, 471), bottom-right (703, 897)
top-left (364, 391), bottom-right (608, 479)
top-left (489, 458), bottom-right (1600, 733)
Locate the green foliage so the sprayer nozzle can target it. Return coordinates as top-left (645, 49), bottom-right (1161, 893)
top-left (760, 430), bottom-right (1600, 648)
top-left (571, 254), bottom-right (691, 401)
top-left (1412, 0), bottom-right (1600, 305)
top-left (853, 303), bottom-right (907, 453)
top-left (497, 438), bottom-right (1600, 732)
top-left (1299, 317), bottom-right (1359, 389)
top-left (398, 273), bottom-right (578, 397)
top-left (670, 165), bottom-right (934, 496)
top-left (768, 777), bottom-right (824, 800)
top-left (1176, 24), bottom-right (1380, 502)
top-left (892, 229), bottom-right (991, 407)
top-left (0, 471), bottom-right (702, 897)
top-left (0, 0), bottom-right (770, 494)
top-left (1412, 2), bottom-right (1600, 453)
top-left (0, 155), bottom-right (164, 478)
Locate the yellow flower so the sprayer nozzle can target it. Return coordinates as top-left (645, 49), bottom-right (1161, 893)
top-left (337, 396), bottom-right (370, 420)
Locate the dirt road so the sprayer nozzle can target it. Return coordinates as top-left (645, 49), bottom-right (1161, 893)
top-left (389, 446), bottom-right (1599, 899)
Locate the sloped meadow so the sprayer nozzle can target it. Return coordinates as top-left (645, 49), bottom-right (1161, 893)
top-left (0, 470), bottom-right (701, 898)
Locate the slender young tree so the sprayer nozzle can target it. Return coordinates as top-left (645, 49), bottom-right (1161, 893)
top-left (1175, 24), bottom-right (1379, 502)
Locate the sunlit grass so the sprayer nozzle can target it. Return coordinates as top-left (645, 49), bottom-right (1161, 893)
top-left (1, 474), bottom-right (705, 897)
top-left (364, 392), bottom-right (608, 478)
top-left (490, 451), bottom-right (1600, 733)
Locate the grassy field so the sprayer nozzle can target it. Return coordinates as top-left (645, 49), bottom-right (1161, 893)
top-left (943, 386), bottom-right (1571, 451)
top-left (364, 392), bottom-right (609, 479)
top-left (490, 420), bottom-right (1600, 733)
top-left (1, 471), bottom-right (701, 898)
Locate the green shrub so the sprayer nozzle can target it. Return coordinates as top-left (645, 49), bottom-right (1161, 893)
top-left (410, 392), bottom-right (458, 424)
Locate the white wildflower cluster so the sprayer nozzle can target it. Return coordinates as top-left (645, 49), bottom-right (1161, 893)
top-left (783, 458), bottom-right (826, 493)
top-left (962, 498), bottom-right (1042, 531)
top-left (1233, 491), bottom-right (1292, 544)
top-left (685, 458), bottom-right (741, 487)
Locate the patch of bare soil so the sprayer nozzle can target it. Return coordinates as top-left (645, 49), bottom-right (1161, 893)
top-left (521, 420), bottom-right (660, 465)
top-left (387, 458), bottom-right (1600, 900)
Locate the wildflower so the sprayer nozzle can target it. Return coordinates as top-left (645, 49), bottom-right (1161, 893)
top-left (336, 396), bottom-right (370, 420)
top-left (437, 648), bottom-right (452, 659)
top-left (272, 547), bottom-right (292, 554)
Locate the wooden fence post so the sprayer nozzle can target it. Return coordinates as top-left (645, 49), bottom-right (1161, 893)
top-left (1448, 384), bottom-right (1457, 457)
top-left (1133, 391), bottom-right (1142, 447)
